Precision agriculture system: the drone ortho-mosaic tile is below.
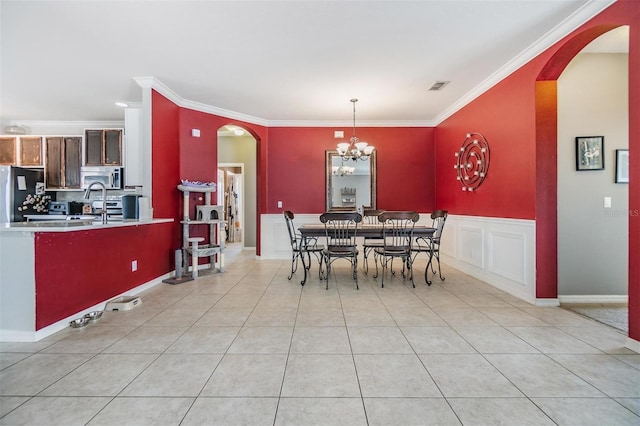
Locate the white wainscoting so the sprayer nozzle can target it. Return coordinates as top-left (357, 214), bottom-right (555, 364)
top-left (260, 213), bottom-right (538, 305)
top-left (261, 213), bottom-right (317, 260)
top-left (441, 215), bottom-right (537, 305)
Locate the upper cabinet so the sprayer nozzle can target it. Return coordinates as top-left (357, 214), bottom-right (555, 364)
top-left (45, 136), bottom-right (81, 189)
top-left (0, 136), bottom-right (44, 167)
top-left (19, 137), bottom-right (44, 166)
top-left (85, 129), bottom-right (122, 166)
top-left (0, 137), bottom-right (16, 165)
top-left (1, 127), bottom-right (125, 189)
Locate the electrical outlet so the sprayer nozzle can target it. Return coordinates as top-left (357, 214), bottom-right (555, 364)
top-left (604, 196), bottom-right (612, 208)
top-left (277, 201), bottom-right (283, 208)
top-left (131, 260), bottom-right (138, 271)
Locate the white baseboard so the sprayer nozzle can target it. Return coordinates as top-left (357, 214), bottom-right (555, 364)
top-left (625, 337), bottom-right (640, 354)
top-left (558, 295), bottom-right (628, 304)
top-left (535, 298), bottom-right (561, 307)
top-left (1, 272), bottom-right (172, 343)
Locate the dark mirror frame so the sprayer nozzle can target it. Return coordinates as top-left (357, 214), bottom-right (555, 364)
top-left (325, 150), bottom-right (376, 211)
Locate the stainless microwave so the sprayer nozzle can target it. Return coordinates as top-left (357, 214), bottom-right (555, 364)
top-left (80, 166), bottom-right (122, 189)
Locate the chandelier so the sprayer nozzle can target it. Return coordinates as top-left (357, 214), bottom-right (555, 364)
top-left (336, 98), bottom-right (374, 161)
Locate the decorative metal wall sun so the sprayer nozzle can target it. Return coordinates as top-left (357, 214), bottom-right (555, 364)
top-left (454, 133), bottom-right (490, 191)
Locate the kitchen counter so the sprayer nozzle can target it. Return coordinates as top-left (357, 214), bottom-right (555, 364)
top-left (24, 214), bottom-right (102, 221)
top-left (1, 218), bottom-right (177, 342)
top-left (1, 218), bottom-right (173, 232)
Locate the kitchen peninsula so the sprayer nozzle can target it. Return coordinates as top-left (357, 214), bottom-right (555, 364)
top-left (0, 218), bottom-right (174, 342)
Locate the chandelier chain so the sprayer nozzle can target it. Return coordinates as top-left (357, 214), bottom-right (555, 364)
top-left (336, 98), bottom-right (374, 161)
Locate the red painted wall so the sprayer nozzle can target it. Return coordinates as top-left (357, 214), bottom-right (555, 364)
top-left (152, 90), bottom-right (181, 223)
top-left (151, 95), bottom-right (269, 253)
top-left (154, 100), bottom-right (435, 251)
top-left (534, 81), bottom-right (559, 299)
top-left (34, 223), bottom-right (174, 329)
top-left (266, 127), bottom-right (435, 214)
top-left (435, 73), bottom-right (538, 219)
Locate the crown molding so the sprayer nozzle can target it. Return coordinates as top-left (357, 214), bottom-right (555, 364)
top-left (134, 76), bottom-right (269, 127)
top-left (432, 0), bottom-right (616, 125)
top-left (181, 98), bottom-right (270, 127)
top-left (267, 120), bottom-right (436, 128)
top-left (134, 76), bottom-right (181, 106)
top-left (134, 76), bottom-right (435, 127)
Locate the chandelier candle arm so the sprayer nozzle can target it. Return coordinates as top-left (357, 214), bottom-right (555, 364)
top-left (336, 98), bottom-right (374, 161)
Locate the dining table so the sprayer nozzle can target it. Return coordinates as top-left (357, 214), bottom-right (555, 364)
top-left (297, 223), bottom-right (436, 286)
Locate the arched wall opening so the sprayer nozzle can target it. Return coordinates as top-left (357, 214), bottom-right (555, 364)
top-left (535, 24), bottom-right (634, 334)
top-left (217, 125), bottom-right (258, 251)
top-left (557, 30), bottom-right (628, 301)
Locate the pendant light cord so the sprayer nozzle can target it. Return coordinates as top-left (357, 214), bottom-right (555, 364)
top-left (351, 98), bottom-right (358, 141)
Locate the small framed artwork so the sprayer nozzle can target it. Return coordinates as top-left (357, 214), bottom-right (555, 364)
top-left (576, 136), bottom-right (604, 171)
top-left (615, 149), bottom-right (629, 183)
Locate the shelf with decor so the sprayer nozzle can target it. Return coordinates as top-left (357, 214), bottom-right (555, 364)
top-left (340, 187), bottom-right (356, 207)
top-left (177, 183), bottom-right (225, 277)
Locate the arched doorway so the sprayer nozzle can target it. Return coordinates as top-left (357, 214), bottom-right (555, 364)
top-left (217, 125), bottom-right (257, 254)
top-left (556, 27), bottom-right (629, 331)
top-left (535, 24), bottom-right (633, 334)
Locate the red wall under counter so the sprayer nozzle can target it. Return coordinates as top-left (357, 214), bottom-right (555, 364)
top-left (34, 222), bottom-right (174, 330)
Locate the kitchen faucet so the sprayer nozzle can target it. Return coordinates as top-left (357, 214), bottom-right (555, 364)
top-left (83, 181), bottom-right (108, 224)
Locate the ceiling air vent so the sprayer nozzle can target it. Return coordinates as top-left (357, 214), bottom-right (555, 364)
top-left (428, 81), bottom-right (450, 91)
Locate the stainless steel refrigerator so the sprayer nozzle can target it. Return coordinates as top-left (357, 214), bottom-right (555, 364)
top-left (0, 166), bottom-right (56, 223)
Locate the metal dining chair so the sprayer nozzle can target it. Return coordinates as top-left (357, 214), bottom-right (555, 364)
top-left (284, 210), bottom-right (324, 282)
top-left (411, 209), bottom-right (448, 285)
top-left (373, 211), bottom-right (420, 288)
top-left (361, 209), bottom-right (385, 274)
top-left (319, 211), bottom-right (362, 290)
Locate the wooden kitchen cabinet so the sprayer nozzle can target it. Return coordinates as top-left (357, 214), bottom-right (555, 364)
top-left (85, 129), bottom-right (122, 166)
top-left (0, 137), bottom-right (17, 165)
top-left (0, 136), bottom-right (43, 166)
top-left (45, 136), bottom-right (81, 189)
top-left (19, 136), bottom-right (43, 166)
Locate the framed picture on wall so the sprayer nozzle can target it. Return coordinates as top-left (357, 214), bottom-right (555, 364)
top-left (576, 136), bottom-right (604, 171)
top-left (615, 149), bottom-right (629, 183)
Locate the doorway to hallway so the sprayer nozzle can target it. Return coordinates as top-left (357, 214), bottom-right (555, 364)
top-left (218, 164), bottom-right (244, 247)
top-left (217, 124), bottom-right (257, 251)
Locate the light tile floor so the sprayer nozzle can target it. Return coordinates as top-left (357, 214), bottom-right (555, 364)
top-left (1, 250), bottom-right (639, 425)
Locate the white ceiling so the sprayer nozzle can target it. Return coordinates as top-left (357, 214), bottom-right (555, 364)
top-left (0, 0), bottom-right (626, 127)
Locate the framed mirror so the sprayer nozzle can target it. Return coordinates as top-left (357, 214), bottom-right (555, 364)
top-left (326, 150), bottom-right (376, 211)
